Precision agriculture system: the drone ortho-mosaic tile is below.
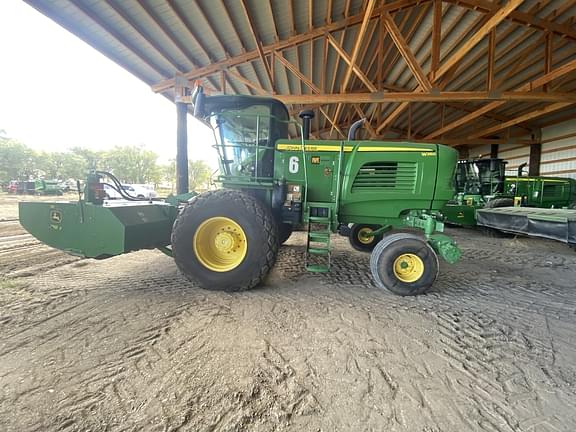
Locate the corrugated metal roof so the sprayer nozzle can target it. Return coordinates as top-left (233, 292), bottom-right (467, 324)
top-left (22, 0), bottom-right (576, 144)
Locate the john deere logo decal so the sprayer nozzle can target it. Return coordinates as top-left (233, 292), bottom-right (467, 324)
top-left (50, 210), bottom-right (62, 223)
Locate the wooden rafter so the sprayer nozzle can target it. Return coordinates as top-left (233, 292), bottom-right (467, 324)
top-left (443, 1), bottom-right (551, 91)
top-left (274, 52), bottom-right (345, 138)
top-left (239, 0), bottom-right (275, 92)
top-left (273, 91), bottom-right (576, 104)
top-left (430, 0), bottom-right (442, 75)
top-left (353, 104), bottom-right (377, 138)
top-left (274, 52), bottom-right (320, 93)
top-left (226, 69), bottom-right (267, 95)
top-left (152, 0), bottom-right (426, 92)
top-left (468, 102), bottom-right (574, 139)
top-left (425, 59), bottom-right (576, 138)
top-left (161, 0), bottom-right (237, 92)
top-left (377, 0), bottom-right (526, 133)
top-left (487, 29), bottom-right (496, 90)
top-left (435, 0), bottom-right (525, 82)
top-left (329, 0), bottom-right (376, 135)
top-left (326, 34), bottom-right (377, 92)
top-left (382, 12), bottom-right (432, 91)
top-left (443, 0), bottom-right (576, 40)
top-left (379, 6), bottom-right (430, 90)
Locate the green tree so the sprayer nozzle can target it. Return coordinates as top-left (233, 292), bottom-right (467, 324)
top-left (0, 137), bottom-right (37, 183)
top-left (35, 151), bottom-right (87, 180)
top-left (158, 159), bottom-right (211, 192)
top-left (188, 160), bottom-right (212, 191)
top-left (69, 146), bottom-right (104, 170)
top-left (161, 159), bottom-right (177, 192)
top-left (104, 145), bottom-right (160, 184)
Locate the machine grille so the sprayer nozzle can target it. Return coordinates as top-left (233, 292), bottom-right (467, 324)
top-left (352, 161), bottom-right (417, 191)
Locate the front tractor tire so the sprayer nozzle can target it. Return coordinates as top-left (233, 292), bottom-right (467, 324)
top-left (171, 189), bottom-right (278, 292)
top-left (349, 224), bottom-right (383, 252)
top-left (370, 233), bottom-right (439, 296)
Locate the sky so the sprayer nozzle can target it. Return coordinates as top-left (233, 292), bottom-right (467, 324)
top-left (0, 0), bottom-right (215, 164)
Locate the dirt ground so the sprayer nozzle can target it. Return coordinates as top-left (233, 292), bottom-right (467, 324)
top-left (1, 193), bottom-right (576, 432)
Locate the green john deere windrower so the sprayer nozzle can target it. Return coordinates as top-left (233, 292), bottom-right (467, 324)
top-left (442, 158), bottom-right (576, 226)
top-left (19, 86), bottom-right (461, 296)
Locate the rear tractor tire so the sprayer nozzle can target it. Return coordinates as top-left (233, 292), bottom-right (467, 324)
top-left (349, 224), bottom-right (383, 252)
top-left (370, 233), bottom-right (439, 296)
top-left (171, 189), bottom-right (278, 292)
top-left (278, 222), bottom-right (293, 245)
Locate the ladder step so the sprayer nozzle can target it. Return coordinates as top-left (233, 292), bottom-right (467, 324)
top-left (308, 232), bottom-right (330, 242)
top-left (308, 247), bottom-right (330, 255)
top-left (306, 264), bottom-right (330, 273)
top-left (309, 216), bottom-right (330, 223)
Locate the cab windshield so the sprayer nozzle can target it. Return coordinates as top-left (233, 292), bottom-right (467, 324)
top-left (210, 104), bottom-right (272, 178)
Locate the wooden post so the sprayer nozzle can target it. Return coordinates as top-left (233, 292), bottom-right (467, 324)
top-left (176, 101), bottom-right (189, 194)
top-left (529, 143), bottom-right (542, 176)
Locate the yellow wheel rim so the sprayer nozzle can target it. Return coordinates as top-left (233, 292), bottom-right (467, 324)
top-left (357, 227), bottom-right (375, 245)
top-left (193, 217), bottom-right (247, 272)
top-left (393, 253), bottom-right (424, 283)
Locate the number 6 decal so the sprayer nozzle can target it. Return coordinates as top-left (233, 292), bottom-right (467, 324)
top-left (289, 156), bottom-right (299, 174)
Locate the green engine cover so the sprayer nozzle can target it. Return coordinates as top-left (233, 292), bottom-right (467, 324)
top-left (19, 201), bottom-right (177, 258)
top-left (274, 140), bottom-right (457, 226)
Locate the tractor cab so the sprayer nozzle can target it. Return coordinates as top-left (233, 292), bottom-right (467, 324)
top-left (455, 158), bottom-right (506, 197)
top-left (443, 158), bottom-right (508, 226)
top-left (200, 95), bottom-right (289, 180)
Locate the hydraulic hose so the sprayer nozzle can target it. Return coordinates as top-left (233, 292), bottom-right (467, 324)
top-left (95, 171), bottom-right (146, 201)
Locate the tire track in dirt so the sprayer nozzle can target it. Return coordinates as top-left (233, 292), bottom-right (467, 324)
top-left (1, 226), bottom-right (576, 430)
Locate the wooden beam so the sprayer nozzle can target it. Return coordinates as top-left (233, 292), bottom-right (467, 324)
top-left (544, 32), bottom-right (553, 91)
top-left (326, 34), bottom-right (377, 92)
top-left (446, 0), bottom-right (557, 92)
top-left (274, 52), bottom-right (345, 138)
top-left (434, 0), bottom-right (525, 82)
top-left (353, 104), bottom-right (377, 138)
top-left (274, 52), bottom-right (320, 93)
top-left (341, 0), bottom-right (377, 89)
top-left (239, 0), bottom-right (275, 92)
top-left (444, 102), bottom-right (533, 132)
top-left (329, 0), bottom-right (377, 135)
top-left (266, 1), bottom-right (279, 42)
top-left (382, 12), bottom-right (432, 91)
top-left (431, 0), bottom-right (442, 75)
top-left (468, 102), bottom-right (573, 139)
top-left (152, 0), bottom-right (429, 92)
top-left (375, 1), bottom-right (515, 133)
top-left (226, 69), bottom-right (268, 95)
top-left (308, 0), bottom-right (313, 31)
top-left (379, 5), bottom-right (430, 90)
top-left (273, 91), bottom-right (576, 105)
top-left (443, 0), bottom-right (576, 40)
top-left (487, 29), bottom-right (496, 90)
top-left (319, 107), bottom-right (346, 138)
top-left (425, 58), bottom-right (576, 138)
